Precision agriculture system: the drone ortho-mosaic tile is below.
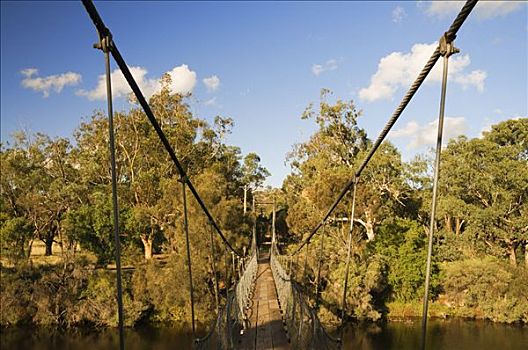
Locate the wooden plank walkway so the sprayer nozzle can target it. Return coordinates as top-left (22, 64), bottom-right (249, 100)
top-left (237, 250), bottom-right (290, 350)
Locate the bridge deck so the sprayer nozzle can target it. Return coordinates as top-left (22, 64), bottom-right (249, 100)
top-left (238, 250), bottom-right (290, 350)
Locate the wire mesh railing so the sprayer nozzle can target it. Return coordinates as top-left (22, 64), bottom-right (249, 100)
top-left (195, 247), bottom-right (258, 350)
top-left (271, 243), bottom-right (341, 350)
top-left (80, 0), bottom-right (479, 349)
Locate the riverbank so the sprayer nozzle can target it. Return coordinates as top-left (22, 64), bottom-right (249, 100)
top-left (387, 298), bottom-right (528, 324)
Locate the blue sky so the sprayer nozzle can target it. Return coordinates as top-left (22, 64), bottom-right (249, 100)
top-left (1, 1), bottom-right (527, 187)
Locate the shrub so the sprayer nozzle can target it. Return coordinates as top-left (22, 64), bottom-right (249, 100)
top-left (0, 264), bottom-right (38, 326)
top-left (373, 219), bottom-right (440, 302)
top-left (78, 270), bottom-right (148, 327)
top-left (326, 253), bottom-right (388, 322)
top-left (441, 257), bottom-right (528, 323)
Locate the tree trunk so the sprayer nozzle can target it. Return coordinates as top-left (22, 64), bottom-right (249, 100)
top-left (45, 237), bottom-right (53, 256)
top-left (508, 242), bottom-right (517, 266)
top-left (455, 218), bottom-right (464, 236)
top-left (525, 242), bottom-right (528, 268)
top-left (364, 210), bottom-right (375, 241)
top-left (445, 215), bottom-right (452, 234)
top-left (243, 185), bottom-right (248, 214)
top-left (365, 222), bottom-right (375, 241)
top-left (25, 239), bottom-right (34, 260)
top-left (141, 236), bottom-right (153, 260)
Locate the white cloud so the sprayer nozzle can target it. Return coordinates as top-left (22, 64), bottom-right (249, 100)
top-left (166, 65), bottom-right (197, 95)
top-left (423, 1), bottom-right (525, 20)
top-left (77, 64), bottom-right (197, 101)
top-left (205, 97), bottom-right (217, 106)
top-left (391, 116), bottom-right (468, 149)
top-left (311, 59), bottom-right (338, 76)
top-left (203, 75), bottom-right (220, 92)
top-left (21, 68), bottom-right (81, 97)
top-left (452, 69), bottom-right (487, 92)
top-left (479, 120), bottom-right (494, 137)
top-left (359, 42), bottom-right (487, 102)
top-left (21, 68), bottom-right (38, 77)
top-left (392, 6), bottom-right (407, 23)
top-left (493, 108), bottom-right (503, 115)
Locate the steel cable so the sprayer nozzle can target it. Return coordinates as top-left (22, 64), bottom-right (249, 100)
top-left (81, 0), bottom-right (243, 257)
top-left (290, 0), bottom-right (478, 256)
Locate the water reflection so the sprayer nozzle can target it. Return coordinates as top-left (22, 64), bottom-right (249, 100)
top-left (342, 318), bottom-right (527, 350)
top-left (2, 319), bottom-right (526, 350)
top-left (1, 326), bottom-right (193, 350)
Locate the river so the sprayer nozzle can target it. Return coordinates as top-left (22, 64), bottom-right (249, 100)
top-left (1, 319), bottom-right (526, 349)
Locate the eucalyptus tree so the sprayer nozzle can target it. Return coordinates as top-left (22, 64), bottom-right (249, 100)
top-left (284, 89), bottom-right (409, 241)
top-left (439, 118), bottom-right (528, 266)
top-left (284, 89), bottom-right (367, 238)
top-left (0, 132), bottom-right (79, 257)
top-left (241, 153), bottom-right (270, 214)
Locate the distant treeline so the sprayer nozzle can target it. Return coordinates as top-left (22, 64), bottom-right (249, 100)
top-left (1, 86), bottom-right (527, 327)
top-left (280, 91), bottom-right (527, 324)
top-left (1, 82), bottom-right (269, 327)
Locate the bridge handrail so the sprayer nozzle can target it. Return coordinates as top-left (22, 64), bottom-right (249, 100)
top-left (270, 243), bottom-right (341, 349)
top-left (195, 248), bottom-right (258, 349)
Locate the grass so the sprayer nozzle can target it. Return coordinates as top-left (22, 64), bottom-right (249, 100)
top-left (0, 241), bottom-right (98, 267)
top-left (387, 301), bottom-right (451, 320)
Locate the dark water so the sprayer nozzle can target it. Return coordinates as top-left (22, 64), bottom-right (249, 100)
top-left (342, 319), bottom-right (527, 350)
top-left (0, 326), bottom-right (193, 350)
top-left (1, 319), bottom-right (526, 350)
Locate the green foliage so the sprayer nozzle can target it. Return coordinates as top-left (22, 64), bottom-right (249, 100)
top-left (131, 258), bottom-right (189, 323)
top-left (281, 98), bottom-right (526, 325)
top-left (441, 258), bottom-right (528, 323)
top-left (0, 79), bottom-right (526, 331)
top-left (62, 195), bottom-right (129, 266)
top-left (0, 215), bottom-right (33, 262)
top-left (78, 270), bottom-right (147, 327)
top-left (241, 152), bottom-right (270, 189)
top-left (436, 118), bottom-right (528, 266)
top-left (315, 244), bottom-right (388, 323)
top-left (284, 90), bottom-right (369, 239)
top-left (0, 264), bottom-right (38, 326)
top-left (373, 219), bottom-right (439, 302)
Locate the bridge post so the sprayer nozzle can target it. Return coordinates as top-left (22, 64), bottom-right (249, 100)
top-left (294, 252), bottom-right (300, 280)
top-left (243, 184), bottom-right (248, 215)
top-left (93, 32), bottom-right (125, 350)
top-left (180, 178), bottom-right (196, 338)
top-left (272, 197), bottom-right (276, 246)
top-left (252, 196), bottom-right (257, 255)
top-left (231, 251), bottom-right (237, 283)
top-left (315, 222), bottom-right (326, 309)
top-left (341, 177), bottom-right (358, 329)
top-left (303, 241), bottom-right (310, 283)
top-left (421, 33), bottom-right (459, 350)
top-left (209, 221), bottom-right (220, 314)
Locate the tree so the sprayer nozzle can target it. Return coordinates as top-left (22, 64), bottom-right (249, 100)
top-left (0, 215), bottom-right (33, 262)
top-left (284, 90), bottom-right (367, 239)
top-left (284, 90), bottom-right (409, 241)
top-left (0, 132), bottom-right (79, 257)
top-left (241, 153), bottom-right (270, 213)
top-left (354, 142), bottom-right (409, 240)
top-left (438, 118), bottom-right (528, 266)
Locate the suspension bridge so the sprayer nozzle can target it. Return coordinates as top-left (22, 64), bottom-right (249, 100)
top-left (80, 0), bottom-right (480, 349)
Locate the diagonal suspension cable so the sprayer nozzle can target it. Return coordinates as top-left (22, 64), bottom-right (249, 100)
top-left (81, 0), bottom-right (243, 257)
top-left (290, 0), bottom-right (478, 256)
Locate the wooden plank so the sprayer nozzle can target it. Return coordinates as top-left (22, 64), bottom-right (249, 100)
top-left (235, 250), bottom-right (290, 350)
